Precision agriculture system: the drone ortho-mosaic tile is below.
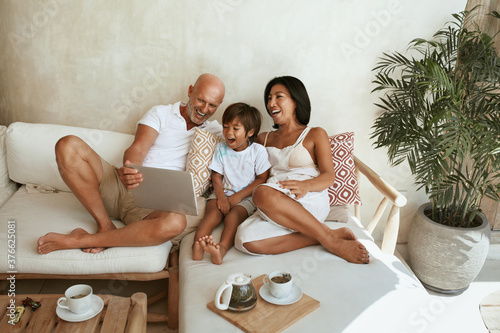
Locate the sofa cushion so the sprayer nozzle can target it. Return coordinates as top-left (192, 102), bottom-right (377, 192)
top-left (326, 204), bottom-right (349, 222)
top-left (0, 126), bottom-right (10, 187)
top-left (0, 186), bottom-right (171, 274)
top-left (178, 218), bottom-right (426, 332)
top-left (328, 132), bottom-right (361, 206)
top-left (0, 125), bottom-right (17, 208)
top-left (6, 122), bottom-right (134, 192)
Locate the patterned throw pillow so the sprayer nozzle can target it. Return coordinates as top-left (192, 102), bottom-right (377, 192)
top-left (186, 128), bottom-right (224, 196)
top-left (328, 132), bottom-right (362, 206)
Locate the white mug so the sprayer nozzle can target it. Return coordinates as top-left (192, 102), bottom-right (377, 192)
top-left (263, 271), bottom-right (293, 299)
top-left (57, 284), bottom-right (93, 314)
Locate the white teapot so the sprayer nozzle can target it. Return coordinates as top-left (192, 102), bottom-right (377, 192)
top-left (214, 273), bottom-right (257, 312)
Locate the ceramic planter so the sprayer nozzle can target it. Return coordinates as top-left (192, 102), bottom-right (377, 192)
top-left (408, 203), bottom-right (491, 295)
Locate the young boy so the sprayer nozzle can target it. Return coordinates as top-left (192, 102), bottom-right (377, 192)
top-left (192, 102), bottom-right (271, 264)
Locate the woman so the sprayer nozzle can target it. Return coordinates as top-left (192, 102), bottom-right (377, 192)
top-left (234, 76), bottom-right (369, 264)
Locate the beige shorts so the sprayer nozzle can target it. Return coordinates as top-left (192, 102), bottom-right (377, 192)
top-left (207, 192), bottom-right (256, 216)
top-left (99, 159), bottom-right (153, 225)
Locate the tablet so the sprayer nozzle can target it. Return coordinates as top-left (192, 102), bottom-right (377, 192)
top-left (129, 165), bottom-right (199, 216)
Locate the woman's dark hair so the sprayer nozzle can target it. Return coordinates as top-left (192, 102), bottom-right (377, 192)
top-left (264, 76), bottom-right (311, 129)
top-left (222, 102), bottom-right (262, 142)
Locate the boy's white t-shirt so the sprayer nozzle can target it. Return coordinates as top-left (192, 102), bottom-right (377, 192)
top-left (209, 142), bottom-right (271, 196)
top-left (138, 102), bottom-right (222, 170)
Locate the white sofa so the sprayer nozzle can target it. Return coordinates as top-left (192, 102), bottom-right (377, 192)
top-left (0, 122), bottom-right (430, 332)
top-left (0, 122), bottom-right (182, 328)
top-left (177, 163), bottom-right (430, 332)
top-left (179, 223), bottom-right (429, 333)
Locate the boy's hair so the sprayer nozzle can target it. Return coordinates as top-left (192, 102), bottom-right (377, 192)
top-left (222, 102), bottom-right (262, 142)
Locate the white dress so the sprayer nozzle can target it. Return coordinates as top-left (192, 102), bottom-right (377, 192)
top-left (234, 127), bottom-right (330, 255)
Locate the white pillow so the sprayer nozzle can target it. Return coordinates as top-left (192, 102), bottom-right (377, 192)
top-left (0, 126), bottom-right (10, 187)
top-left (325, 205), bottom-right (349, 223)
top-left (6, 122), bottom-right (134, 192)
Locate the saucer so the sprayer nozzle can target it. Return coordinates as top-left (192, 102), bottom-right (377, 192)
top-left (56, 295), bottom-right (104, 322)
top-left (259, 284), bottom-right (303, 305)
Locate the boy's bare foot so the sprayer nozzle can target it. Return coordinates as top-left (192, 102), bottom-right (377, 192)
top-left (320, 227), bottom-right (370, 264)
top-left (202, 239), bottom-right (228, 265)
top-left (37, 228), bottom-right (89, 254)
top-left (193, 235), bottom-right (213, 260)
top-left (193, 235), bottom-right (209, 260)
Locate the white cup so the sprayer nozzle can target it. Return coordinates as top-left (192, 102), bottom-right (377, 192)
top-left (57, 284), bottom-right (93, 314)
top-left (263, 271), bottom-right (293, 299)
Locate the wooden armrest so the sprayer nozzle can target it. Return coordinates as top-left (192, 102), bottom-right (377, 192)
top-left (353, 155), bottom-right (407, 255)
top-left (353, 156), bottom-right (407, 207)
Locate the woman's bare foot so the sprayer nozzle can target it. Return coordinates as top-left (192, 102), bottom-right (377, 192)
top-left (320, 227), bottom-right (370, 264)
top-left (192, 235), bottom-right (213, 260)
top-left (202, 239), bottom-right (228, 265)
top-left (37, 228), bottom-right (89, 254)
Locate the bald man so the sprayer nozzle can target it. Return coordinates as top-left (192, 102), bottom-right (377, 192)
top-left (38, 74), bottom-right (225, 254)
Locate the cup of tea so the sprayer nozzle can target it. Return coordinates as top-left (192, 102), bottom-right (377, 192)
top-left (263, 271), bottom-right (293, 299)
top-left (57, 284), bottom-right (93, 314)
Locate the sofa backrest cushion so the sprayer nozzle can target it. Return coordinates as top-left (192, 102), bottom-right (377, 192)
top-left (6, 122), bottom-right (134, 192)
top-left (0, 126), bottom-right (10, 187)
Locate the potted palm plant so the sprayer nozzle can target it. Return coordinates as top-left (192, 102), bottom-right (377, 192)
top-left (370, 8), bottom-right (500, 294)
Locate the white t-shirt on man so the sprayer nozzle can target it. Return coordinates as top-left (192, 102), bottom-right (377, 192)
top-left (138, 102), bottom-right (223, 170)
top-left (209, 141), bottom-right (271, 196)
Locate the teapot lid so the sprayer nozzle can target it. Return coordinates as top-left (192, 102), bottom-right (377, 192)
top-left (227, 273), bottom-right (252, 286)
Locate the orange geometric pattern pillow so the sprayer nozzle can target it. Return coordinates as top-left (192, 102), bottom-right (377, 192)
top-left (328, 132), bottom-right (361, 206)
top-left (186, 128), bottom-right (224, 196)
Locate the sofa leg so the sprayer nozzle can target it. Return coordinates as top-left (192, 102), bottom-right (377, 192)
top-left (167, 250), bottom-right (179, 330)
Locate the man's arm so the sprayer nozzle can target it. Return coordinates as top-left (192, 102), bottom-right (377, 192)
top-left (119, 124), bottom-right (159, 189)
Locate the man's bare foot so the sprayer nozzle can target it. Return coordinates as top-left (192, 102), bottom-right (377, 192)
top-left (202, 239), bottom-right (228, 265)
top-left (193, 235), bottom-right (210, 260)
top-left (37, 228), bottom-right (89, 254)
top-left (320, 227), bottom-right (370, 264)
top-left (81, 223), bottom-right (117, 253)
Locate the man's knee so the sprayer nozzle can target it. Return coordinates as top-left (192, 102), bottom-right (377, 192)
top-left (55, 135), bottom-right (85, 165)
top-left (157, 213), bottom-right (187, 238)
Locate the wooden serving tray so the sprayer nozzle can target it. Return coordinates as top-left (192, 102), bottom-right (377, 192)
top-left (207, 274), bottom-right (320, 333)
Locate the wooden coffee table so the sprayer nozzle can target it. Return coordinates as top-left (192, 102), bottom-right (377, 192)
top-left (0, 292), bottom-right (146, 333)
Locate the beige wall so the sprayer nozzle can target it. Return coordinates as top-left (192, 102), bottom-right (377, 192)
top-left (0, 0), bottom-right (467, 241)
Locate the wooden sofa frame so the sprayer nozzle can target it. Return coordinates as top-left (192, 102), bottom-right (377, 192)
top-left (353, 156), bottom-right (407, 255)
top-left (0, 156), bottom-right (406, 330)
